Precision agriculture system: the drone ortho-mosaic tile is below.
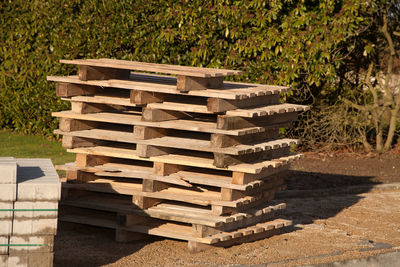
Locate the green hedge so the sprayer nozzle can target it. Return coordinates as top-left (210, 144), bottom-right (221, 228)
top-left (0, 0), bottom-right (383, 136)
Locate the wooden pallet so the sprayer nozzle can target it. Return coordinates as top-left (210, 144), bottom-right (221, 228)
top-left (57, 155), bottom-right (291, 214)
top-left (59, 192), bottom-right (291, 252)
top-left (48, 59), bottom-right (307, 249)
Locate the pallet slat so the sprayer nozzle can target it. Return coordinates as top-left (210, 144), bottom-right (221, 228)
top-left (55, 128), bottom-right (298, 155)
top-left (47, 75), bottom-right (289, 100)
top-left (66, 145), bottom-right (302, 174)
top-left (52, 110), bottom-right (268, 136)
top-left (60, 58), bottom-right (242, 78)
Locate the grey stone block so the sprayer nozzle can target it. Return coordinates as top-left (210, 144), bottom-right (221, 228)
top-left (0, 255), bottom-right (6, 267)
top-left (16, 159), bottom-right (61, 201)
top-left (0, 186), bottom-right (16, 202)
top-left (0, 220), bottom-right (12, 236)
top-left (0, 236), bottom-right (8, 255)
top-left (0, 203), bottom-right (13, 219)
top-left (2, 252), bottom-right (53, 267)
top-left (8, 236), bottom-right (53, 253)
top-left (12, 218), bottom-right (58, 236)
top-left (0, 161), bottom-right (17, 184)
top-left (13, 202), bottom-right (58, 219)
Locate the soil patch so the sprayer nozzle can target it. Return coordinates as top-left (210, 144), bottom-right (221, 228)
top-left (287, 152), bottom-right (400, 190)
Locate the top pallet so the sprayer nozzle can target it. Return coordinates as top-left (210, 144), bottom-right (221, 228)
top-left (61, 58), bottom-right (242, 78)
top-left (60, 58), bottom-right (245, 92)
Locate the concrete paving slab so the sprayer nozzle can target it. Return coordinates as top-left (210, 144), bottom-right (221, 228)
top-left (0, 236), bottom-right (9, 255)
top-left (0, 255), bottom-right (6, 267)
top-left (0, 203), bottom-right (13, 219)
top-left (0, 161), bottom-right (17, 184)
top-left (3, 252), bottom-right (53, 267)
top-left (12, 218), bottom-right (58, 235)
top-left (16, 159), bottom-right (60, 201)
top-left (9, 236), bottom-right (54, 253)
top-left (0, 220), bottom-right (12, 236)
top-left (13, 202), bottom-right (58, 218)
top-left (0, 186), bottom-right (16, 202)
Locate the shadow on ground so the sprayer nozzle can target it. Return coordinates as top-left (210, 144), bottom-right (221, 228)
top-left (54, 221), bottom-right (162, 267)
top-left (276, 170), bottom-right (379, 227)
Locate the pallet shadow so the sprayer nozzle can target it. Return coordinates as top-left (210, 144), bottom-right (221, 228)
top-left (53, 220), bottom-right (159, 267)
top-left (276, 170), bottom-right (379, 226)
top-left (53, 183), bottom-right (154, 267)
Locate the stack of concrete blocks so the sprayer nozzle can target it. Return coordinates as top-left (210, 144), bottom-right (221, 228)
top-left (0, 157), bottom-right (60, 267)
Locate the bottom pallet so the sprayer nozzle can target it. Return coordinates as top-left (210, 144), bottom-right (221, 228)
top-left (59, 205), bottom-right (291, 252)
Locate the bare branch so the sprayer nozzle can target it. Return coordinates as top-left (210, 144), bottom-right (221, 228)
top-left (342, 99), bottom-right (368, 112)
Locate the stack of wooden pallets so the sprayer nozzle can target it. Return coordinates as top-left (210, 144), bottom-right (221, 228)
top-left (49, 59), bottom-right (308, 252)
top-left (0, 157), bottom-right (60, 267)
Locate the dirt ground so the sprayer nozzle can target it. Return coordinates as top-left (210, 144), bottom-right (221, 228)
top-left (54, 152), bottom-right (400, 267)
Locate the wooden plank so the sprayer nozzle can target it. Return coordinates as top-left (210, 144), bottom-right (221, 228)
top-left (213, 147), bottom-right (291, 168)
top-left (153, 162), bottom-right (185, 176)
top-left (217, 112), bottom-right (298, 130)
top-left (61, 58), bottom-right (242, 78)
top-left (75, 154), bottom-right (110, 168)
top-left (61, 135), bottom-right (99, 149)
top-left (226, 103), bottom-right (310, 118)
top-left (58, 117), bottom-right (99, 132)
top-left (141, 108), bottom-right (188, 122)
top-left (232, 164), bottom-right (289, 185)
top-left (177, 76), bottom-right (224, 91)
top-left (62, 180), bottom-right (218, 206)
top-left (92, 164), bottom-right (273, 191)
top-left (64, 94), bottom-right (137, 107)
top-left (71, 102), bottom-right (118, 114)
top-left (47, 75), bottom-right (288, 100)
top-left (168, 171), bottom-right (244, 190)
top-left (64, 162), bottom-right (192, 187)
top-left (133, 126), bottom-right (168, 140)
top-left (220, 188), bottom-right (244, 201)
top-left (56, 83), bottom-right (96, 97)
top-left (67, 145), bottom-right (302, 174)
top-left (207, 94), bottom-right (280, 112)
top-left (99, 58), bottom-right (242, 77)
top-left (210, 129), bottom-right (280, 148)
top-left (67, 176), bottom-right (277, 209)
top-left (229, 153), bottom-right (303, 174)
top-left (142, 179), bottom-right (168, 193)
top-left (130, 90), bottom-right (164, 105)
top-left (78, 65), bottom-right (130, 81)
top-left (136, 144), bottom-right (170, 157)
top-left (149, 204), bottom-right (229, 224)
top-left (52, 111), bottom-right (266, 136)
top-left (147, 102), bottom-right (212, 114)
top-left (56, 128), bottom-right (294, 155)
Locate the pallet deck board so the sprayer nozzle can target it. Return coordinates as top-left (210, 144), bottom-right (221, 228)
top-left (52, 110), bottom-right (270, 136)
top-left (63, 95), bottom-right (137, 107)
top-left (59, 212), bottom-right (290, 245)
top-left (226, 103), bottom-right (310, 118)
top-left (57, 161), bottom-right (283, 192)
top-left (147, 102), bottom-right (212, 114)
top-left (55, 128), bottom-right (299, 155)
top-left (66, 145), bottom-right (301, 174)
top-left (47, 75), bottom-right (289, 100)
top-left (60, 58), bottom-right (242, 78)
